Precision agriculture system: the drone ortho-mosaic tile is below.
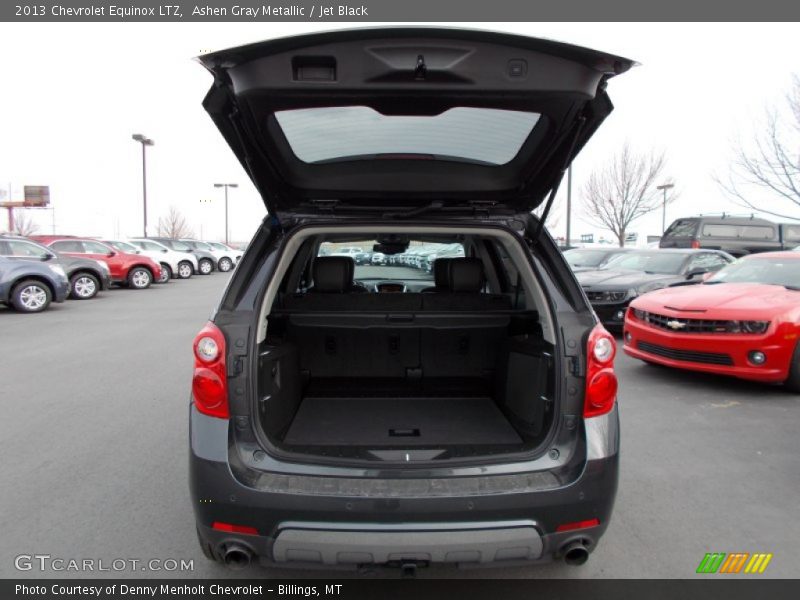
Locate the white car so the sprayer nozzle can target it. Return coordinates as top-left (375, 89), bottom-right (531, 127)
top-left (122, 238), bottom-right (198, 280)
top-left (187, 240), bottom-right (240, 272)
top-left (328, 246), bottom-right (362, 258)
top-left (205, 241), bottom-right (243, 270)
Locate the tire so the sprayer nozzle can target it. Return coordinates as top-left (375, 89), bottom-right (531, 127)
top-left (127, 267), bottom-right (152, 289)
top-left (158, 263), bottom-right (172, 283)
top-left (199, 258), bottom-right (213, 275)
top-left (11, 279), bottom-right (52, 313)
top-left (69, 272), bottom-right (99, 300)
top-left (218, 257), bottom-right (233, 272)
top-left (178, 261), bottom-right (193, 279)
top-left (785, 341), bottom-right (800, 393)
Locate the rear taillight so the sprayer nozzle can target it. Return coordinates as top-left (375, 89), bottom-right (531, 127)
top-left (584, 324), bottom-right (618, 418)
top-left (691, 240), bottom-right (700, 249)
top-left (192, 322), bottom-right (229, 419)
top-left (212, 522), bottom-right (258, 535)
top-left (556, 518), bottom-right (600, 532)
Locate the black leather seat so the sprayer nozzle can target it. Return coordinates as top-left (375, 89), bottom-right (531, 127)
top-left (448, 257), bottom-right (485, 292)
top-left (421, 258), bottom-right (511, 311)
top-left (421, 258), bottom-right (455, 293)
top-left (309, 256), bottom-right (366, 293)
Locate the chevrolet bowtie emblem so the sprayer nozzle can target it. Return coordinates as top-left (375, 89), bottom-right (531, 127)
top-left (666, 320), bottom-right (686, 330)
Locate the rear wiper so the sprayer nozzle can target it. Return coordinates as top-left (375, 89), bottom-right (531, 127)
top-left (383, 201), bottom-right (443, 220)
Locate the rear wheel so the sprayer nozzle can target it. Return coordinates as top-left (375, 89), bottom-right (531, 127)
top-left (785, 341), bottom-right (800, 393)
top-left (127, 267), bottom-right (152, 289)
top-left (178, 261), bottom-right (193, 279)
top-left (218, 257), bottom-right (233, 272)
top-left (70, 272), bottom-right (99, 299)
top-left (158, 263), bottom-right (172, 283)
top-left (199, 258), bottom-right (213, 275)
top-left (11, 280), bottom-right (52, 312)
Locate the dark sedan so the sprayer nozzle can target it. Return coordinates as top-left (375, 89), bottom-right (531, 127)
top-left (0, 255), bottom-right (69, 312)
top-left (0, 236), bottom-right (111, 299)
top-left (563, 247), bottom-right (633, 273)
top-left (576, 249), bottom-right (734, 329)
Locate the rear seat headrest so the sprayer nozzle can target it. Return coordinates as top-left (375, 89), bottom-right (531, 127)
top-left (432, 258), bottom-right (455, 288)
top-left (448, 258), bottom-right (485, 292)
top-left (312, 256), bottom-right (354, 293)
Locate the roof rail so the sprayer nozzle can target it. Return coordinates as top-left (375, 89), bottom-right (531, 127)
top-left (696, 212), bottom-right (764, 220)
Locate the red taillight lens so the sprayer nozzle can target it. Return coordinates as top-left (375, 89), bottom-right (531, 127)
top-left (584, 324), bottom-right (618, 419)
top-left (212, 522), bottom-right (259, 535)
top-left (691, 240), bottom-right (700, 249)
top-left (556, 518), bottom-right (600, 532)
top-left (192, 322), bottom-right (229, 419)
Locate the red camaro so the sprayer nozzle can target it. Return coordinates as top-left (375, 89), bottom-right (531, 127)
top-left (624, 252), bottom-right (800, 391)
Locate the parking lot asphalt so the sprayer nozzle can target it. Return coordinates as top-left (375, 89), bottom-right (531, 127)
top-left (1, 272), bottom-right (798, 579)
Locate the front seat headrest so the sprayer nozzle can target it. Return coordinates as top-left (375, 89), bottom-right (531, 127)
top-left (448, 258), bottom-right (485, 292)
top-left (312, 256), bottom-right (354, 293)
top-left (432, 258), bottom-right (455, 289)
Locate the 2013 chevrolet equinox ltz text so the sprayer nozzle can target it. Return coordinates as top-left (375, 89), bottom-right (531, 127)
top-left (189, 28), bottom-right (631, 572)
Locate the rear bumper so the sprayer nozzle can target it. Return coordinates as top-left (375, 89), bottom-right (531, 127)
top-left (189, 405), bottom-right (619, 568)
top-left (623, 317), bottom-right (791, 382)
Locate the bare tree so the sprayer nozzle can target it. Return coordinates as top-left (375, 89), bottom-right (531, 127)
top-left (156, 206), bottom-right (194, 239)
top-left (582, 144), bottom-right (676, 247)
top-left (716, 76), bottom-right (800, 221)
top-left (11, 209), bottom-right (39, 236)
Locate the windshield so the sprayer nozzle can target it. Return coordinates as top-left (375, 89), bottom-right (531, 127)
top-left (192, 241), bottom-right (213, 250)
top-left (208, 242), bottom-right (227, 250)
top-left (707, 258), bottom-right (800, 288)
top-left (317, 241), bottom-right (464, 281)
top-left (108, 241), bottom-right (138, 253)
top-left (564, 249), bottom-right (613, 268)
top-left (170, 241), bottom-right (192, 252)
top-left (603, 252), bottom-right (687, 275)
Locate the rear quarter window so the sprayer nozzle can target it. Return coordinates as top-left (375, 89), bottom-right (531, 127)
top-left (702, 224), bottom-right (738, 238)
top-left (739, 225), bottom-right (775, 240)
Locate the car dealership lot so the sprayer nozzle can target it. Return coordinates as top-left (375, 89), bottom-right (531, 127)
top-left (0, 273), bottom-right (797, 579)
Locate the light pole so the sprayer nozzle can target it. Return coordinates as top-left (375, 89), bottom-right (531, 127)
top-left (657, 183), bottom-right (675, 235)
top-left (213, 183), bottom-right (238, 243)
top-left (132, 134), bottom-right (154, 237)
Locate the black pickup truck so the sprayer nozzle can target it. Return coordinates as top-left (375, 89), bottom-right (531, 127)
top-left (660, 216), bottom-right (800, 257)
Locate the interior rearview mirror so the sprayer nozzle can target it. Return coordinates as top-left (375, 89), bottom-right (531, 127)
top-left (373, 242), bottom-right (409, 255)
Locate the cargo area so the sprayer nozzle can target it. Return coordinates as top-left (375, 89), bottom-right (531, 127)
top-left (253, 253), bottom-right (556, 462)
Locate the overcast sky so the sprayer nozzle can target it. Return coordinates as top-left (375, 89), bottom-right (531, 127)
top-left (1, 22), bottom-right (799, 242)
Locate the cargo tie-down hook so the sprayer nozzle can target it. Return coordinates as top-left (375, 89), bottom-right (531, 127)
top-left (414, 55), bottom-right (427, 80)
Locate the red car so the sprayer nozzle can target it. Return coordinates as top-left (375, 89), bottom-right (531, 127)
top-left (31, 236), bottom-right (162, 289)
top-left (624, 252), bottom-right (800, 391)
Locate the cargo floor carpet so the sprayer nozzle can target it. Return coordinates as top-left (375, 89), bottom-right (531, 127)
top-left (283, 396), bottom-right (522, 446)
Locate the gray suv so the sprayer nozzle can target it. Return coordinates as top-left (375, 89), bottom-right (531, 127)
top-left (189, 29), bottom-right (631, 572)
